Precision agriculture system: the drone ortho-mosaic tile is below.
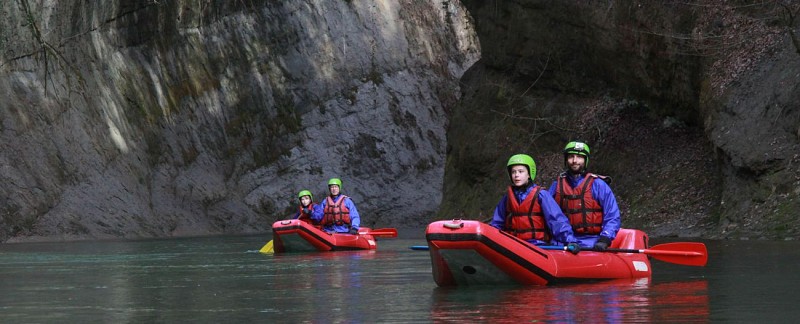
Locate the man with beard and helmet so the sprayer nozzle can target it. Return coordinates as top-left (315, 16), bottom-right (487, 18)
top-left (490, 154), bottom-right (580, 253)
top-left (312, 178), bottom-right (361, 235)
top-left (548, 141), bottom-right (621, 251)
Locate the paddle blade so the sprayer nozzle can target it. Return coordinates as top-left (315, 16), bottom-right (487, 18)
top-left (367, 228), bottom-right (398, 238)
top-left (645, 242), bottom-right (708, 267)
top-left (259, 240), bottom-right (274, 254)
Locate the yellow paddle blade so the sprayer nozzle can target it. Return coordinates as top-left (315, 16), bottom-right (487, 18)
top-left (259, 240), bottom-right (274, 254)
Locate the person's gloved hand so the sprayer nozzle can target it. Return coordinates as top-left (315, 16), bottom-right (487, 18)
top-left (348, 227), bottom-right (359, 235)
top-left (566, 243), bottom-right (581, 255)
top-left (593, 236), bottom-right (611, 251)
top-left (302, 208), bottom-right (311, 215)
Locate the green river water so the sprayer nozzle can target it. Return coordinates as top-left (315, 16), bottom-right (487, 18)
top-left (0, 232), bottom-right (798, 323)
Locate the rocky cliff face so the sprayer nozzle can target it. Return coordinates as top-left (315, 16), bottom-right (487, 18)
top-left (0, 1), bottom-right (479, 242)
top-left (3, 1), bottom-right (797, 243)
top-left (443, 1), bottom-right (800, 239)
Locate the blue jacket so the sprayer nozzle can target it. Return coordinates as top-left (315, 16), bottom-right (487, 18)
top-left (548, 174), bottom-right (621, 247)
top-left (490, 184), bottom-right (577, 245)
top-left (311, 194), bottom-right (361, 233)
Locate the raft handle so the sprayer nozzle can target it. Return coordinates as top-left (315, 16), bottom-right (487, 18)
top-left (443, 221), bottom-right (464, 229)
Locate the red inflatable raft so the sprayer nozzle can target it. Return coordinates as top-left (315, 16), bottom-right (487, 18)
top-left (426, 220), bottom-right (654, 286)
top-left (271, 219), bottom-right (397, 253)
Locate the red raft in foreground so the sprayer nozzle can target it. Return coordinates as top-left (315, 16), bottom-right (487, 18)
top-left (426, 220), bottom-right (707, 286)
top-left (271, 219), bottom-right (397, 253)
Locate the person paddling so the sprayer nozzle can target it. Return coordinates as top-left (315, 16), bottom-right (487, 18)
top-left (293, 190), bottom-right (321, 227)
top-left (312, 178), bottom-right (361, 235)
top-left (489, 154), bottom-right (580, 253)
top-left (548, 141), bottom-right (621, 251)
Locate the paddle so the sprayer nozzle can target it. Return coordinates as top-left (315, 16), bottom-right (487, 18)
top-left (540, 242), bottom-right (708, 267)
top-left (366, 228), bottom-right (398, 238)
top-left (259, 240), bottom-right (275, 254)
top-left (411, 242), bottom-right (707, 266)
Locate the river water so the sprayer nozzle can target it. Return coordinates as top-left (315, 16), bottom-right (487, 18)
top-left (0, 232), bottom-right (798, 323)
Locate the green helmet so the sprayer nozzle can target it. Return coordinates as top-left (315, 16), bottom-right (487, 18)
top-left (328, 178), bottom-right (342, 189)
top-left (297, 190), bottom-right (313, 200)
top-left (563, 141), bottom-right (590, 168)
top-left (506, 154), bottom-right (537, 182)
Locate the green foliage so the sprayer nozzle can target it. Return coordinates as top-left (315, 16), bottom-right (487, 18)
top-left (1, 202), bottom-right (34, 238)
top-left (342, 86), bottom-right (358, 105)
top-left (367, 65), bottom-right (384, 85)
top-left (275, 96), bottom-right (301, 133)
top-left (765, 189), bottom-right (800, 238)
top-left (414, 157), bottom-right (433, 173)
top-left (247, 94), bottom-right (302, 169)
top-left (139, 128), bottom-right (163, 166)
top-left (181, 145), bottom-right (199, 166)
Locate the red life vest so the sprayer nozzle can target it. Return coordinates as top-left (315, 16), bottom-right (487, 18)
top-left (554, 173), bottom-right (604, 235)
top-left (323, 195), bottom-right (351, 226)
top-left (504, 186), bottom-right (551, 242)
top-left (297, 203), bottom-right (319, 225)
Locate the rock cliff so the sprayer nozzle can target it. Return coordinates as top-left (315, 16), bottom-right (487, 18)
top-left (0, 0), bottom-right (478, 242)
top-left (3, 1), bottom-right (798, 243)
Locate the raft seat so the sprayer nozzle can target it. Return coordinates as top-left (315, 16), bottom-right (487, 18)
top-left (610, 228), bottom-right (649, 250)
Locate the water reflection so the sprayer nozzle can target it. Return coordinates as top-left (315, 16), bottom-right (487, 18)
top-left (430, 279), bottom-right (709, 323)
top-left (264, 250), bottom-right (380, 323)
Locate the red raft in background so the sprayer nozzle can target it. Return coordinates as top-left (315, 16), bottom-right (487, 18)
top-left (271, 219), bottom-right (398, 253)
top-left (425, 219), bottom-right (707, 286)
